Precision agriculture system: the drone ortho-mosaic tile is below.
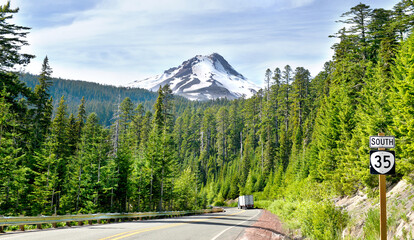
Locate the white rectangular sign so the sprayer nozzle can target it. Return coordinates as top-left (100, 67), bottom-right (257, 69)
top-left (369, 136), bottom-right (395, 148)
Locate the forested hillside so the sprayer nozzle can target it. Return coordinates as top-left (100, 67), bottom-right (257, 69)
top-left (18, 74), bottom-right (232, 126)
top-left (1, 1), bottom-right (414, 239)
top-left (19, 74), bottom-right (158, 125)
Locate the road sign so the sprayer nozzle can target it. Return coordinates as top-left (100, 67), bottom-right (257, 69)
top-left (370, 150), bottom-right (395, 175)
top-left (369, 136), bottom-right (395, 148)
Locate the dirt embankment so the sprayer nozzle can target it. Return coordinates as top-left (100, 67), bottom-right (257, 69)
top-left (239, 179), bottom-right (414, 239)
top-left (238, 210), bottom-right (302, 240)
top-left (336, 179), bottom-right (414, 239)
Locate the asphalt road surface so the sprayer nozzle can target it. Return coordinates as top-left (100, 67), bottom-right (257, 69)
top-left (0, 208), bottom-right (261, 240)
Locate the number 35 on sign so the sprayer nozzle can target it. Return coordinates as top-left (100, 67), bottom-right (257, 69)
top-left (370, 150), bottom-right (395, 175)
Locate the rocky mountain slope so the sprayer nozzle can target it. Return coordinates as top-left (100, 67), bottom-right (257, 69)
top-left (127, 53), bottom-right (260, 101)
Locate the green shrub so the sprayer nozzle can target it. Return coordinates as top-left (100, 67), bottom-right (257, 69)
top-left (262, 199), bottom-right (348, 240)
top-left (213, 200), bottom-right (225, 206)
top-left (302, 201), bottom-right (348, 240)
top-left (252, 191), bottom-right (265, 201)
top-left (254, 200), bottom-right (272, 209)
top-left (228, 201), bottom-right (238, 207)
top-left (267, 200), bottom-right (305, 230)
top-left (5, 225), bottom-right (19, 231)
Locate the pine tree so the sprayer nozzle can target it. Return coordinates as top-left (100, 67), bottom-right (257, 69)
top-left (335, 3), bottom-right (372, 60)
top-left (288, 67), bottom-right (311, 179)
top-left (32, 56), bottom-right (53, 149)
top-left (392, 0), bottom-right (414, 40)
top-left (50, 96), bottom-right (69, 212)
top-left (309, 92), bottom-right (339, 181)
top-left (200, 108), bottom-right (217, 181)
top-left (0, 88), bottom-right (28, 214)
top-left (265, 68), bottom-right (272, 100)
top-left (76, 97), bottom-right (87, 139)
top-left (336, 62), bottom-right (392, 194)
top-left (390, 33), bottom-right (414, 176)
top-left (120, 97), bottom-right (135, 138)
top-left (216, 107), bottom-right (229, 167)
top-left (0, 2), bottom-right (34, 70)
top-left (174, 167), bottom-right (197, 210)
top-left (227, 101), bottom-right (243, 157)
top-left (30, 134), bottom-right (58, 215)
top-left (67, 114), bottom-right (78, 155)
top-left (130, 103), bottom-right (145, 149)
top-left (367, 8), bottom-right (395, 62)
top-left (146, 86), bottom-right (176, 211)
top-left (278, 65), bottom-right (292, 169)
top-left (67, 112), bottom-right (107, 213)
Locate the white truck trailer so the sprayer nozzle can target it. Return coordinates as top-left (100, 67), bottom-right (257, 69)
top-left (238, 195), bottom-right (254, 209)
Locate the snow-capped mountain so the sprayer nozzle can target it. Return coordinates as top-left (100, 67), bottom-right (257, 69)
top-left (127, 53), bottom-right (260, 101)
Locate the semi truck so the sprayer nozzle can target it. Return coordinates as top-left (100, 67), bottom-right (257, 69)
top-left (238, 195), bottom-right (254, 209)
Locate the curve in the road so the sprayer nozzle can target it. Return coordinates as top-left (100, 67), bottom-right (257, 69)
top-left (210, 210), bottom-right (260, 240)
top-left (100, 210), bottom-right (247, 240)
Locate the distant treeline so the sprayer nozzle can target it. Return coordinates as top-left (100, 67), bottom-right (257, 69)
top-left (19, 74), bottom-right (158, 126)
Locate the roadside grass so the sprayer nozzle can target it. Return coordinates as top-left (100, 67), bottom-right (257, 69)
top-left (255, 199), bottom-right (348, 240)
top-left (363, 208), bottom-right (380, 240)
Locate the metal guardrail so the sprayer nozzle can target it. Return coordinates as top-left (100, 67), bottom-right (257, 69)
top-left (0, 208), bottom-right (224, 232)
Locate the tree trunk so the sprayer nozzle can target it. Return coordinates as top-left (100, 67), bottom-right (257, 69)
top-left (150, 156), bottom-right (153, 207)
top-left (159, 166), bottom-right (164, 211)
top-left (75, 166), bottom-right (82, 212)
top-left (137, 175), bottom-right (141, 212)
top-left (240, 131), bottom-right (243, 172)
top-left (261, 137), bottom-right (264, 173)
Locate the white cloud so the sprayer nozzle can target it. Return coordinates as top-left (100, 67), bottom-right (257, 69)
top-left (290, 0), bottom-right (315, 8)
top-left (17, 0), bottom-right (402, 87)
top-left (109, 0), bottom-right (315, 13)
top-left (17, 0), bottom-right (322, 85)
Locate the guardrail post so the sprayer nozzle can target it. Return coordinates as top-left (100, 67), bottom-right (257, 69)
top-left (52, 213), bottom-right (57, 228)
top-left (18, 214), bottom-right (25, 231)
top-left (88, 220), bottom-right (93, 225)
top-left (37, 224), bottom-right (42, 229)
top-left (0, 226), bottom-right (4, 233)
top-left (65, 213), bottom-right (71, 227)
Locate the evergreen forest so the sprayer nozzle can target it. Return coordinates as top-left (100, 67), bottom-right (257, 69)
top-left (19, 73), bottom-right (159, 126)
top-left (1, 1), bottom-right (414, 239)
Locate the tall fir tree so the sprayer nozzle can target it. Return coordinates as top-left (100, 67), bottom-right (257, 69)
top-left (0, 2), bottom-right (34, 70)
top-left (390, 33), bottom-right (414, 176)
top-left (32, 56), bottom-right (53, 150)
top-left (50, 96), bottom-right (69, 213)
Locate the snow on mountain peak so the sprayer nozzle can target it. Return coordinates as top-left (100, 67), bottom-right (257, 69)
top-left (127, 53), bottom-right (260, 101)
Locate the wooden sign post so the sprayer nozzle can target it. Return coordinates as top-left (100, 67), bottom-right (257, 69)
top-left (378, 133), bottom-right (386, 240)
top-left (369, 132), bottom-right (396, 240)
top-left (379, 173), bottom-right (386, 240)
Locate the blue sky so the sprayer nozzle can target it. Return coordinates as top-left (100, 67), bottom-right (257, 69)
top-left (7, 0), bottom-right (400, 86)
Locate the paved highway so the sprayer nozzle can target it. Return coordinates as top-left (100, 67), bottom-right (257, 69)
top-left (0, 208), bottom-right (261, 240)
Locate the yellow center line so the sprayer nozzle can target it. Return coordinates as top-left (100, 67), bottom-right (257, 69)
top-left (99, 210), bottom-right (245, 240)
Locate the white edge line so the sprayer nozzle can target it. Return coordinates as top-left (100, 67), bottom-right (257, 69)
top-left (210, 210), bottom-right (261, 240)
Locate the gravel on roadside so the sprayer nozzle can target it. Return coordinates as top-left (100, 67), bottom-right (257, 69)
top-left (238, 210), bottom-right (302, 240)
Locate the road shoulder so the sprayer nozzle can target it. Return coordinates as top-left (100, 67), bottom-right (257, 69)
top-left (238, 210), bottom-right (299, 240)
